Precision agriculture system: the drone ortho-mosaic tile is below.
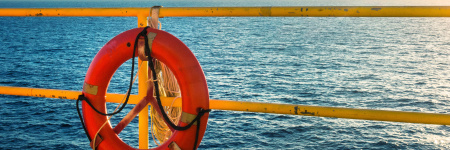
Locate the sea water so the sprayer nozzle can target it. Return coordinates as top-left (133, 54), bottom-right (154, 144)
top-left (0, 0), bottom-right (449, 149)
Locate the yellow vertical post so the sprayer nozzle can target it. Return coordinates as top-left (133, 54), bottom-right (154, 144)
top-left (137, 15), bottom-right (149, 149)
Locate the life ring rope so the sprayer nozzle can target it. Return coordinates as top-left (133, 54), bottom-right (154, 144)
top-left (143, 26), bottom-right (211, 149)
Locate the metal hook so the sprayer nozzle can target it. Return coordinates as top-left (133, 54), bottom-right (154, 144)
top-left (148, 6), bottom-right (161, 29)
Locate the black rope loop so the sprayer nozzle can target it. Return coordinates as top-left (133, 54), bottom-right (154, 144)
top-left (76, 96), bottom-right (92, 142)
top-left (77, 26), bottom-right (151, 117)
top-left (76, 26), bottom-right (152, 142)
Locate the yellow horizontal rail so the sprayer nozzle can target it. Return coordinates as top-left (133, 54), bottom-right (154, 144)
top-left (1, 86), bottom-right (449, 125)
top-left (0, 6), bottom-right (449, 17)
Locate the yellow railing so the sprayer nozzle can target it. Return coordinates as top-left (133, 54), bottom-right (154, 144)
top-left (1, 6), bottom-right (450, 17)
top-left (1, 6), bottom-right (450, 149)
top-left (1, 86), bottom-right (450, 126)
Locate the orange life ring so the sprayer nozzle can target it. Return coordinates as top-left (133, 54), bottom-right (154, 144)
top-left (81, 27), bottom-right (209, 150)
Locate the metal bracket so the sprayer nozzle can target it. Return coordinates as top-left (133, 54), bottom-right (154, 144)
top-left (148, 6), bottom-right (162, 29)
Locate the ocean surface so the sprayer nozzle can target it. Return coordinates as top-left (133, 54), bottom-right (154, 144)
top-left (1, 0), bottom-right (450, 149)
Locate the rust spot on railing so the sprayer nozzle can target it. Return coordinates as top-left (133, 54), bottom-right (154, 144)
top-left (301, 110), bottom-right (315, 115)
top-left (294, 106), bottom-right (299, 115)
top-left (371, 8), bottom-right (382, 11)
